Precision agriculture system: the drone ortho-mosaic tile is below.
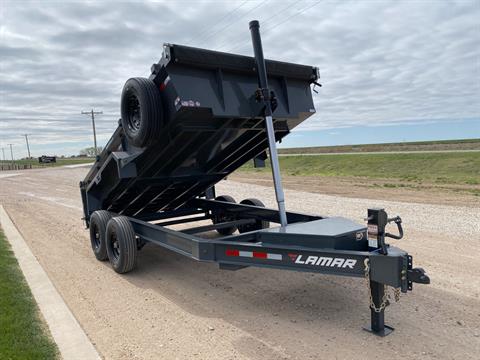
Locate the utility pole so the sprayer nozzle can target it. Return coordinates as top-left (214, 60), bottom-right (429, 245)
top-left (81, 109), bottom-right (102, 156)
top-left (1, 147), bottom-right (5, 163)
top-left (23, 134), bottom-right (31, 158)
top-left (8, 144), bottom-right (14, 165)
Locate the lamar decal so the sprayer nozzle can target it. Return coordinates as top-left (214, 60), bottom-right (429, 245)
top-left (288, 254), bottom-right (357, 269)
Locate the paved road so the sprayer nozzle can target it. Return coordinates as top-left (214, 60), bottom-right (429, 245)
top-left (0, 167), bottom-right (478, 359)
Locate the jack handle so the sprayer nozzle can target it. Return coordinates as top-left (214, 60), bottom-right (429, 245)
top-left (385, 216), bottom-right (403, 240)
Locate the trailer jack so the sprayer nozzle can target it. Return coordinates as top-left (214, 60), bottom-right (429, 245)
top-left (362, 208), bottom-right (430, 336)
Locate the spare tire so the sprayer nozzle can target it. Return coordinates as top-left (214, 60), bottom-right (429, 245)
top-left (120, 77), bottom-right (163, 147)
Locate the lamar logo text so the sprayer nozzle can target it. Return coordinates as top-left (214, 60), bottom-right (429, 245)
top-left (288, 254), bottom-right (357, 269)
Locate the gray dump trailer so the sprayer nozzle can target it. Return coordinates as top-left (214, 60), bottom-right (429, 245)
top-left (80, 21), bottom-right (429, 336)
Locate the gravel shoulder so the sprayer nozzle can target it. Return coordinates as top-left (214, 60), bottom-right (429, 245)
top-left (231, 172), bottom-right (480, 207)
top-left (0, 167), bottom-right (479, 360)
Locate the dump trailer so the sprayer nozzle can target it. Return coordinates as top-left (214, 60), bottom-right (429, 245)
top-left (80, 21), bottom-right (429, 336)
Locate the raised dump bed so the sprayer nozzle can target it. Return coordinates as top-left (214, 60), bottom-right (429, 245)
top-left (81, 43), bottom-right (318, 218)
top-left (80, 20), bottom-right (429, 336)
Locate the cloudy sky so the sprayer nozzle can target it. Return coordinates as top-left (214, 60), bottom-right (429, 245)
top-left (1, 0), bottom-right (479, 158)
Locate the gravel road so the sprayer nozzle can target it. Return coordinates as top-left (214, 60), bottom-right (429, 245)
top-left (0, 166), bottom-right (479, 360)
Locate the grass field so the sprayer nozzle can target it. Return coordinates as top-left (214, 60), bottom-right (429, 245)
top-left (0, 228), bottom-right (59, 360)
top-left (0, 157), bottom-right (93, 168)
top-left (241, 152), bottom-right (480, 187)
top-left (278, 138), bottom-right (480, 154)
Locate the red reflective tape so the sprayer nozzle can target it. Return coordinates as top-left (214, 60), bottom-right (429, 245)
top-left (225, 249), bottom-right (239, 257)
top-left (252, 251), bottom-right (267, 259)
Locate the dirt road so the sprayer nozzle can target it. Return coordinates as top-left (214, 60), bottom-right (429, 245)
top-left (1, 167), bottom-right (479, 360)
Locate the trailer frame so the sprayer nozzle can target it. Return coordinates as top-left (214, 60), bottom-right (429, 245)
top-left (80, 183), bottom-right (430, 336)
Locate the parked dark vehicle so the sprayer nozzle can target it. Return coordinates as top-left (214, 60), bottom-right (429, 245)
top-left (80, 21), bottom-right (429, 336)
top-left (39, 155), bottom-right (56, 163)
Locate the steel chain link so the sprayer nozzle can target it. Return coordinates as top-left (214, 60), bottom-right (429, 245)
top-left (363, 258), bottom-right (401, 313)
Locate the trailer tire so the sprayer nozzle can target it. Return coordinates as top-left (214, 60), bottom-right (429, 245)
top-left (213, 195), bottom-right (237, 235)
top-left (89, 210), bottom-right (112, 261)
top-left (106, 216), bottom-right (138, 274)
top-left (121, 77), bottom-right (164, 147)
top-left (238, 198), bottom-right (269, 233)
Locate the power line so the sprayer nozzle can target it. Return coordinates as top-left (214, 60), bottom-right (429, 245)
top-left (197, 0), bottom-right (270, 46)
top-left (263, 0), bottom-right (321, 33)
top-left (187, 0), bottom-right (249, 44)
top-left (227, 0), bottom-right (322, 53)
top-left (216, 0), bottom-right (302, 51)
top-left (81, 109), bottom-right (103, 156)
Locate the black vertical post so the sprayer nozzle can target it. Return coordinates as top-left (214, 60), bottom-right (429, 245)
top-left (365, 208), bottom-right (394, 336)
top-left (367, 208), bottom-right (388, 254)
top-left (366, 280), bottom-right (393, 336)
top-left (370, 281), bottom-right (385, 331)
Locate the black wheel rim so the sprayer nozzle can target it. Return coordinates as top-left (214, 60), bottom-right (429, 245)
top-left (110, 231), bottom-right (120, 261)
top-left (125, 90), bottom-right (141, 133)
top-left (92, 223), bottom-right (101, 250)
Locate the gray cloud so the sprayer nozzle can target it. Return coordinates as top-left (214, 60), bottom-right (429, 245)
top-left (1, 0), bottom-right (479, 157)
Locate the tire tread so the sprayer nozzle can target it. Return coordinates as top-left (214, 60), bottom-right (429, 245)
top-left (89, 210), bottom-right (112, 261)
top-left (106, 216), bottom-right (137, 273)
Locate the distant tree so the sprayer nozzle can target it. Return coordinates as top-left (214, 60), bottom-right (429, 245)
top-left (79, 146), bottom-right (103, 157)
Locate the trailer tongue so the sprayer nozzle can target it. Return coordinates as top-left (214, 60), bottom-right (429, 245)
top-left (80, 21), bottom-right (429, 336)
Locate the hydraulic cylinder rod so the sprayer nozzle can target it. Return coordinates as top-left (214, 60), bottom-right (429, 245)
top-left (249, 20), bottom-right (288, 227)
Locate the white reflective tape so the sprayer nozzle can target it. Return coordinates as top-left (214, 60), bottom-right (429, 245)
top-left (239, 251), bottom-right (253, 258)
top-left (267, 253), bottom-right (282, 261)
top-left (236, 251), bottom-right (282, 260)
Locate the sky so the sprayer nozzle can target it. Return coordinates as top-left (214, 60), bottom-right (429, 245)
top-left (0, 0), bottom-right (479, 158)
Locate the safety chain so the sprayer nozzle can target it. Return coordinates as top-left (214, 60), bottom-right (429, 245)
top-left (364, 259), bottom-right (401, 313)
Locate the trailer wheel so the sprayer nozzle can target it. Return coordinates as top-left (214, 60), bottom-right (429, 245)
top-left (238, 198), bottom-right (270, 233)
top-left (89, 210), bottom-right (112, 261)
top-left (121, 77), bottom-right (164, 147)
top-left (212, 195), bottom-right (237, 235)
top-left (105, 216), bottom-right (138, 274)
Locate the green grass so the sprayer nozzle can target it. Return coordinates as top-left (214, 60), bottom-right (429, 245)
top-left (278, 138), bottom-right (480, 154)
top-left (0, 228), bottom-right (59, 360)
top-left (1, 157), bottom-right (93, 168)
top-left (241, 152), bottom-right (480, 185)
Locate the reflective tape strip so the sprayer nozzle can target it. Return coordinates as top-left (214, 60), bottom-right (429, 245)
top-left (267, 253), bottom-right (282, 260)
top-left (226, 249), bottom-right (282, 261)
top-left (226, 249), bottom-right (239, 257)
